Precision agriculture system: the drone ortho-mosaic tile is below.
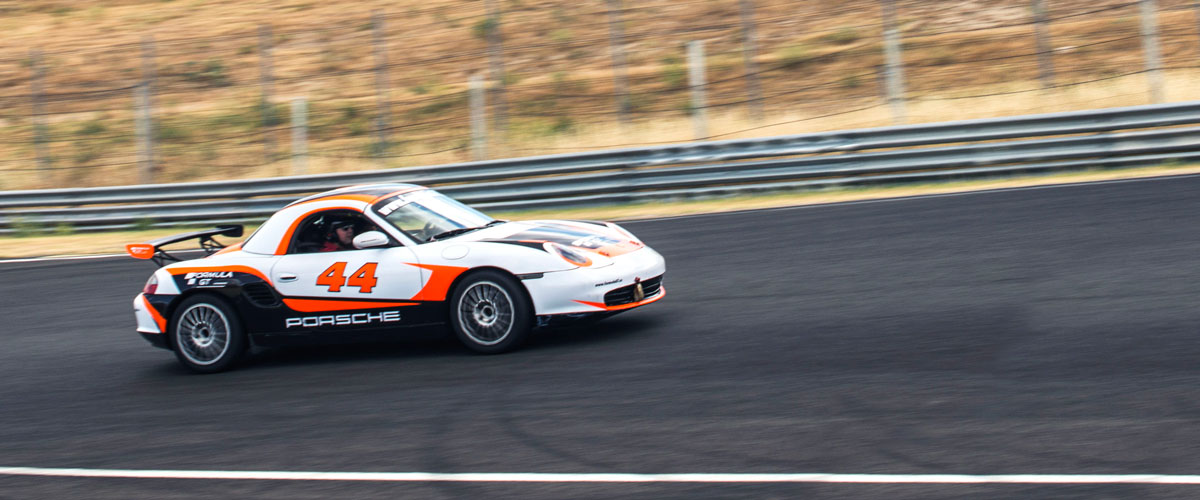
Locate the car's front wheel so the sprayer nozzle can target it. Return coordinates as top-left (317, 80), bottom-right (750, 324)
top-left (449, 270), bottom-right (532, 353)
top-left (169, 294), bottom-right (246, 373)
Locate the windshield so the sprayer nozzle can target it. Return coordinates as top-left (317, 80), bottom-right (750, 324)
top-left (377, 190), bottom-right (493, 243)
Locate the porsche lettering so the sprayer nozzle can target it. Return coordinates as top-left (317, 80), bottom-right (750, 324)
top-left (285, 310), bottom-right (402, 328)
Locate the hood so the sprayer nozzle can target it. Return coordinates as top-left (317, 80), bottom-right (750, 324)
top-left (462, 220), bottom-right (645, 257)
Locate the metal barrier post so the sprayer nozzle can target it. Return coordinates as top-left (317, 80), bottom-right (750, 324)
top-left (688, 40), bottom-right (709, 140)
top-left (605, 0), bottom-right (632, 126)
top-left (291, 98), bottom-right (308, 176)
top-left (29, 49), bottom-right (50, 186)
top-left (140, 36), bottom-right (157, 179)
top-left (737, 0), bottom-right (764, 122)
top-left (484, 0), bottom-right (508, 135)
top-left (470, 74), bottom-right (487, 161)
top-left (881, 0), bottom-right (907, 124)
top-left (1032, 0), bottom-right (1056, 89)
top-left (258, 25), bottom-right (277, 164)
top-left (1140, 0), bottom-right (1164, 103)
top-left (135, 84), bottom-right (153, 184)
top-left (372, 11), bottom-right (392, 157)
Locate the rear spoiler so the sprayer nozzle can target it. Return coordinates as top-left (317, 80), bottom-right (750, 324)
top-left (126, 225), bottom-right (244, 266)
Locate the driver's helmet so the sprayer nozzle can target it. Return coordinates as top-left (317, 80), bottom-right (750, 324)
top-left (326, 218), bottom-right (357, 241)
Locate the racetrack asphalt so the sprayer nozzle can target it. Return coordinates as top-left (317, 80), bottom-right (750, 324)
top-left (2, 175), bottom-right (1200, 499)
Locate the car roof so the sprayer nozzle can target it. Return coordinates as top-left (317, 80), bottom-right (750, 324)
top-left (285, 183), bottom-right (427, 207)
top-left (238, 183), bottom-right (428, 255)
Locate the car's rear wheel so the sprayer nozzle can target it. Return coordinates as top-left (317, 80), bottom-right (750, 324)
top-left (450, 270), bottom-right (532, 353)
top-left (169, 294), bottom-right (246, 373)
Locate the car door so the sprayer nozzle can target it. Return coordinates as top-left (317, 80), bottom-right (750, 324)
top-left (271, 245), bottom-right (423, 297)
top-left (270, 245), bottom-right (427, 332)
top-left (268, 208), bottom-right (426, 333)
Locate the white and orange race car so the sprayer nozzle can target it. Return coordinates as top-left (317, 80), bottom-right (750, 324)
top-left (130, 183), bottom-right (666, 372)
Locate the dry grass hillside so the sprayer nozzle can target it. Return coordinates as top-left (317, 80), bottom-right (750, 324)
top-left (2, 0), bottom-right (1199, 190)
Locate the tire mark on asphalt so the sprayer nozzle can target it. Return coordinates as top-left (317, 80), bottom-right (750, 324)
top-left (487, 382), bottom-right (621, 472)
top-left (417, 390), bottom-right (479, 499)
top-left (834, 391), bottom-right (960, 473)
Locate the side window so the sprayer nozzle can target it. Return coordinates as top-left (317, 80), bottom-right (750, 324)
top-left (287, 210), bottom-right (379, 254)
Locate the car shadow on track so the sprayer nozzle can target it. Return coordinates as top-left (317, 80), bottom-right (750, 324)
top-left (524, 313), bottom-right (664, 352)
top-left (135, 336), bottom-right (464, 376)
top-left (242, 335), bottom-right (463, 371)
top-left (144, 313), bottom-right (664, 374)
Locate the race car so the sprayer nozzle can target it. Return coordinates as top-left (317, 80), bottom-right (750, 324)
top-left (129, 183), bottom-right (666, 372)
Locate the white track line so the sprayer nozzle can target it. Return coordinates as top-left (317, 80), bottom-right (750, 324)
top-left (0, 249), bottom-right (204, 265)
top-left (2, 467), bottom-right (1200, 484)
top-left (629, 172), bottom-right (1200, 223)
top-left (0, 253), bottom-right (127, 264)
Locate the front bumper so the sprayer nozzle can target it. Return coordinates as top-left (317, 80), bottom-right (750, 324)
top-left (524, 246), bottom-right (666, 316)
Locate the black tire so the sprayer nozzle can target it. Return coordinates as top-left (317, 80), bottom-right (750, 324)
top-left (449, 270), bottom-right (533, 354)
top-left (168, 294), bottom-right (247, 373)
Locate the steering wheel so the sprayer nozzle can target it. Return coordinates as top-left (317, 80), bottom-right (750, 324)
top-left (419, 221), bottom-right (436, 241)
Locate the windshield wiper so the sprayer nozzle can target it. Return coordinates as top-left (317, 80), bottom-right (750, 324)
top-left (427, 221), bottom-right (505, 242)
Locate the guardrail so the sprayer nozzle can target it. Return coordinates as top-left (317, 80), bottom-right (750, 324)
top-left (3, 101), bottom-right (1200, 233)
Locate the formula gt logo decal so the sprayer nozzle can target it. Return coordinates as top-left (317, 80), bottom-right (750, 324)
top-left (285, 310), bottom-right (402, 329)
top-left (184, 271), bottom-right (233, 285)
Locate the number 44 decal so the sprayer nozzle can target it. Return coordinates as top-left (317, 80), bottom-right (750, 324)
top-left (317, 262), bottom-right (379, 293)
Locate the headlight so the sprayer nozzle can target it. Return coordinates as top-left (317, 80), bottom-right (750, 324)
top-left (544, 242), bottom-right (592, 267)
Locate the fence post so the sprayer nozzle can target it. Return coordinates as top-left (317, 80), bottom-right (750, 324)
top-left (469, 74), bottom-right (487, 161)
top-left (29, 49), bottom-right (50, 185)
top-left (140, 36), bottom-right (157, 179)
top-left (135, 84), bottom-right (153, 184)
top-left (1140, 0), bottom-right (1164, 103)
top-left (258, 24), bottom-right (276, 164)
top-left (881, 0), bottom-right (907, 124)
top-left (291, 98), bottom-right (307, 175)
top-left (1195, 0), bottom-right (1200, 57)
top-left (874, 64), bottom-right (888, 101)
top-left (605, 0), bottom-right (632, 126)
top-left (737, 0), bottom-right (764, 122)
top-left (484, 0), bottom-right (508, 135)
top-left (688, 40), bottom-right (709, 140)
top-left (372, 11), bottom-right (392, 157)
top-left (1032, 0), bottom-right (1056, 89)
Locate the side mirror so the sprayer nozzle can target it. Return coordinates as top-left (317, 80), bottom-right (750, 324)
top-left (352, 231), bottom-right (390, 249)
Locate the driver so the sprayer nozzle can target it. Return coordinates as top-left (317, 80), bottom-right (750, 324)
top-left (321, 220), bottom-right (356, 252)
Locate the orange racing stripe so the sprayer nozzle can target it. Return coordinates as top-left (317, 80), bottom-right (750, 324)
top-left (140, 293), bottom-right (167, 332)
top-left (370, 187), bottom-right (424, 204)
top-left (282, 298), bottom-right (419, 313)
top-left (573, 286), bottom-right (666, 311)
top-left (298, 194), bottom-right (378, 205)
top-left (407, 263), bottom-right (470, 302)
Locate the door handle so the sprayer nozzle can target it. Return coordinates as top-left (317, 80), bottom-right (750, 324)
top-left (278, 273), bottom-right (298, 282)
